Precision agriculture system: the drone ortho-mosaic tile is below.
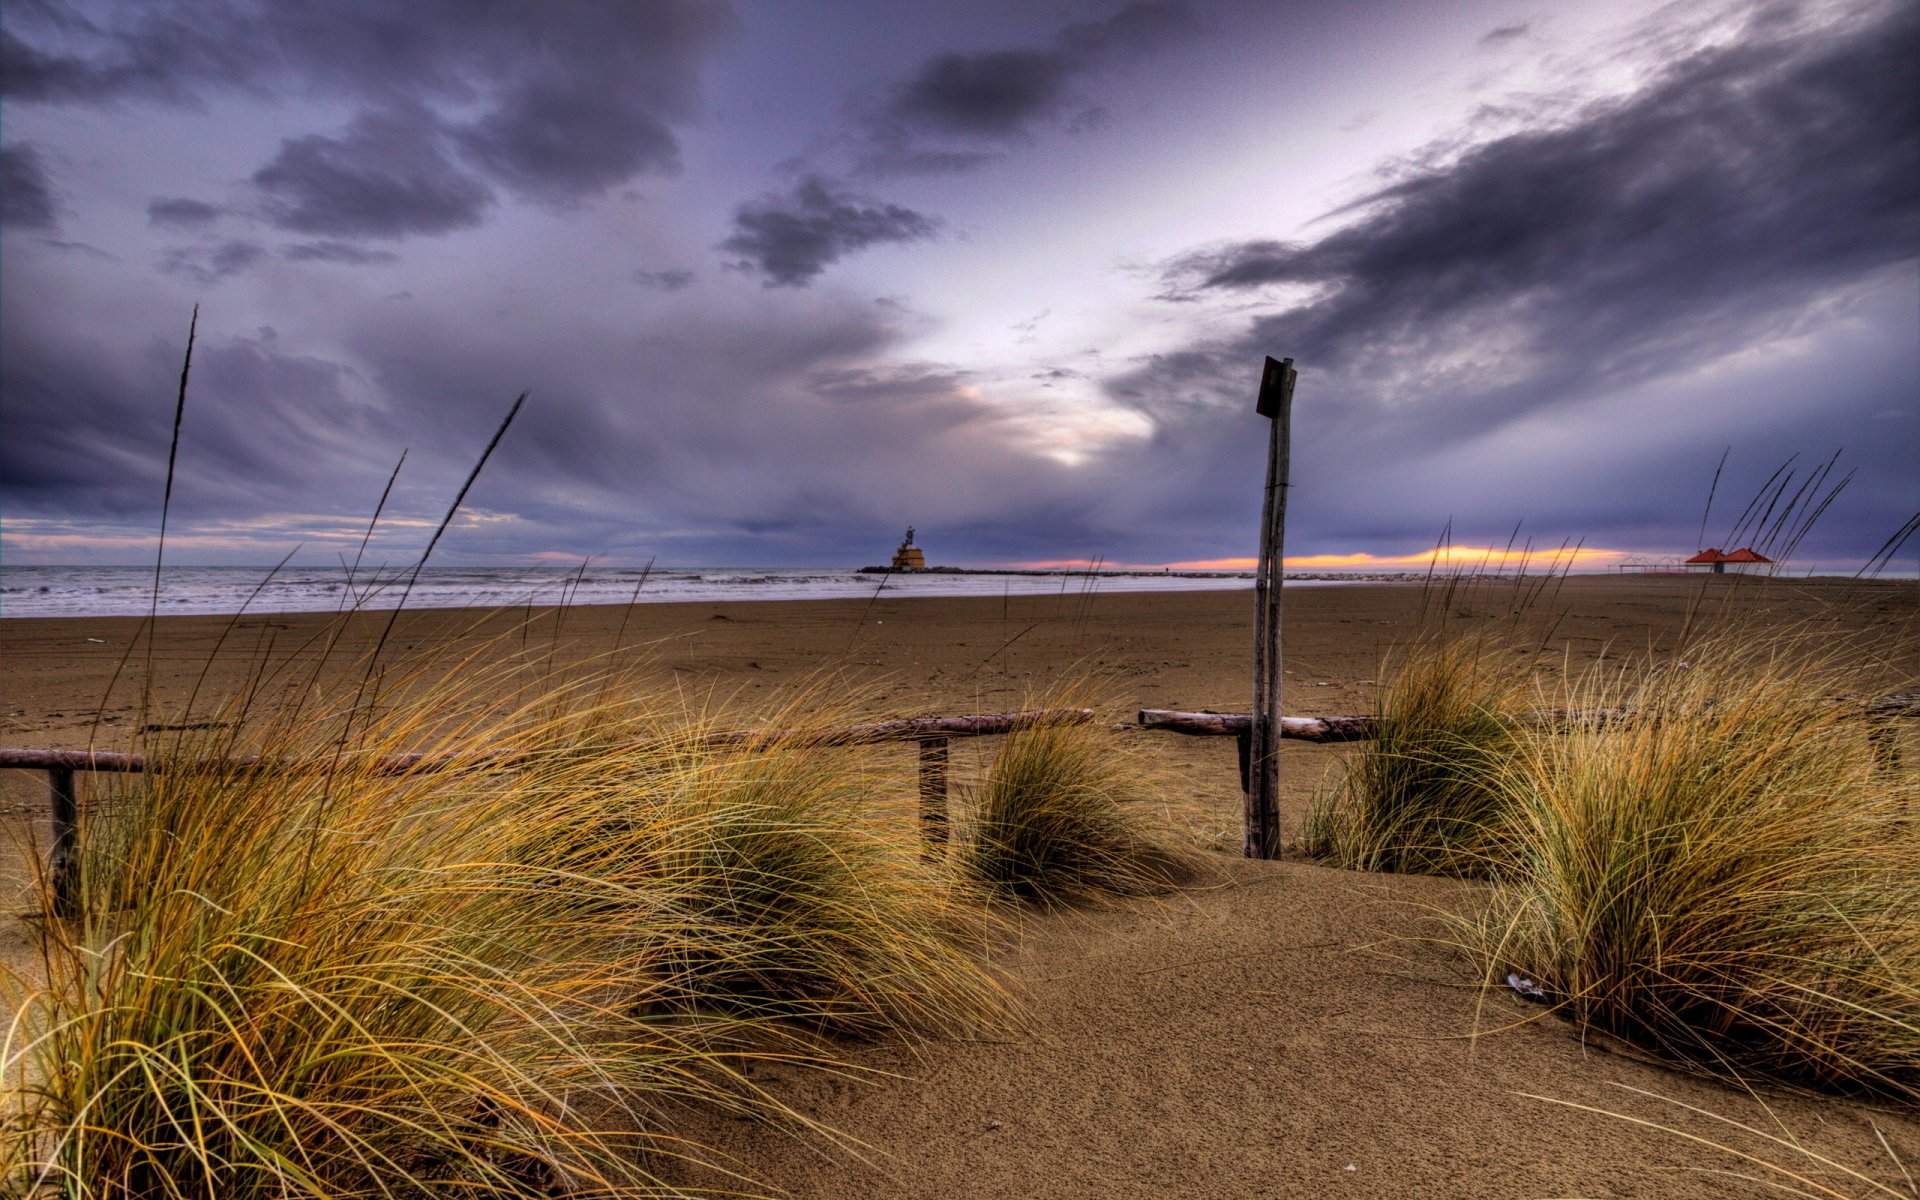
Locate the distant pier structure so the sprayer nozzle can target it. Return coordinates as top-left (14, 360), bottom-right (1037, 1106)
top-left (890, 526), bottom-right (927, 572)
top-left (1614, 556), bottom-right (1686, 574)
top-left (1684, 546), bottom-right (1776, 575)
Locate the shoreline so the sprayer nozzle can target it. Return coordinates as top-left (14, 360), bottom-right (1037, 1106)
top-left (2, 568), bottom-right (1904, 623)
top-left (3, 574), bottom-right (1909, 749)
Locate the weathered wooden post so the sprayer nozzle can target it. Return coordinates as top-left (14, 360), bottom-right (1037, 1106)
top-left (1247, 356), bottom-right (1296, 858)
top-left (48, 766), bottom-right (80, 917)
top-left (918, 736), bottom-right (950, 856)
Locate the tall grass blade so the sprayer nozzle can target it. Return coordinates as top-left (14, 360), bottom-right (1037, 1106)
top-left (1698, 445), bottom-right (1731, 552)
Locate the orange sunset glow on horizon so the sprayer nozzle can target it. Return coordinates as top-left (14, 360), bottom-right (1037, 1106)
top-left (1014, 546), bottom-right (1629, 572)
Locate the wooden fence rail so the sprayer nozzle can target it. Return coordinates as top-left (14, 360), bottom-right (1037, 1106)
top-left (1140, 693), bottom-right (1918, 794)
top-left (3, 707), bottom-right (1093, 918)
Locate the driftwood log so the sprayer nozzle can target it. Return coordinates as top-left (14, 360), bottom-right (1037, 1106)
top-left (1138, 709), bottom-right (1376, 743)
top-left (1139, 693), bottom-right (1920, 741)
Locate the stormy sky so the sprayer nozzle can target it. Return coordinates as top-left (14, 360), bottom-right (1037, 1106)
top-left (2, 0), bottom-right (1913, 570)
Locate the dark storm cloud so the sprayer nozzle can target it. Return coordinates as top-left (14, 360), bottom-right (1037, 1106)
top-left (889, 1), bottom-right (1193, 134)
top-left (1152, 0), bottom-right (1918, 421)
top-left (722, 175), bottom-right (939, 287)
top-left (857, 1), bottom-right (1195, 175)
top-left (147, 197), bottom-right (224, 228)
top-left (890, 50), bottom-right (1073, 137)
top-left (4, 1), bottom-right (736, 235)
top-left (0, 17), bottom-right (251, 105)
top-left (1109, 0), bottom-right (1919, 561)
top-left (253, 105), bottom-right (494, 238)
top-left (453, 85), bottom-right (680, 205)
top-left (0, 267), bottom-right (397, 527)
top-left (1, 143), bottom-right (58, 228)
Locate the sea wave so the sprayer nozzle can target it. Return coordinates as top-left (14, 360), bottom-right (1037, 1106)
top-left (0, 565), bottom-right (1283, 618)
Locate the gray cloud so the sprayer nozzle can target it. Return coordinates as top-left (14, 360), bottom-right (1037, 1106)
top-left (280, 240), bottom-right (399, 265)
top-left (38, 239), bottom-right (115, 260)
top-left (890, 50), bottom-right (1073, 137)
top-left (889, 1), bottom-right (1193, 135)
top-left (0, 269), bottom-right (397, 530)
top-left (857, 1), bottom-right (1196, 176)
top-left (147, 197), bottom-right (224, 228)
top-left (253, 105), bottom-right (493, 238)
top-left (632, 268), bottom-right (694, 291)
top-left (1477, 21), bottom-right (1530, 48)
top-left (454, 84), bottom-right (680, 205)
top-left (159, 239), bottom-right (267, 282)
top-left (5, 1), bottom-right (736, 236)
top-left (1107, 0), bottom-right (1919, 560)
top-left (1152, 0), bottom-right (1918, 419)
top-left (2, 143), bottom-right (58, 228)
top-left (268, 288), bottom-right (1089, 565)
top-left (0, 16), bottom-right (252, 105)
top-left (807, 364), bottom-right (973, 410)
top-left (722, 175), bottom-right (939, 287)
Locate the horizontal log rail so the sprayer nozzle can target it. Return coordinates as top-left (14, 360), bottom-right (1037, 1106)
top-left (1140, 693), bottom-right (1920, 739)
top-left (3, 707), bottom-right (1092, 918)
top-left (1140, 706), bottom-right (1635, 741)
top-left (0, 709), bottom-right (1090, 777)
top-left (710, 708), bottom-right (1093, 748)
top-left (1143, 694), bottom-right (1915, 805)
top-left (1138, 710), bottom-right (1374, 742)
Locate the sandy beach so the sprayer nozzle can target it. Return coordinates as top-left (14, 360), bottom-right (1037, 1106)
top-left (3, 574), bottom-right (1915, 1197)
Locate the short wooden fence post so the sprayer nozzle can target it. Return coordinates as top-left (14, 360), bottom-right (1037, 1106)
top-left (918, 736), bottom-right (950, 856)
top-left (48, 767), bottom-right (80, 918)
top-left (1870, 722), bottom-right (1901, 775)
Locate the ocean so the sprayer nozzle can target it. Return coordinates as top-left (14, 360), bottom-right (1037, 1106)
top-left (0, 564), bottom-right (1299, 619)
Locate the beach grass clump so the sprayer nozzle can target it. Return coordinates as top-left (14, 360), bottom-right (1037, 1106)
top-left (2, 665), bottom-right (1000, 1196)
top-left (4, 706), bottom-right (766, 1197)
top-left (522, 701), bottom-right (1009, 1037)
top-left (963, 718), bottom-right (1198, 906)
top-left (663, 743), bottom-right (1006, 1035)
top-left (1304, 635), bottom-right (1531, 875)
top-left (1477, 636), bottom-right (1920, 1099)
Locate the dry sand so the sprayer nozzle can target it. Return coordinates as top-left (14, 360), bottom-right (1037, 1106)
top-left (2, 574), bottom-right (1915, 1197)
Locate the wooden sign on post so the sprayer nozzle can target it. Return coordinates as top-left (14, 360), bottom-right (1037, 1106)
top-left (1247, 355), bottom-right (1296, 859)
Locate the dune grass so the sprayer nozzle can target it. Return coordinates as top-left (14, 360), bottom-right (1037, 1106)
top-left (0, 652), bottom-right (1024, 1196)
top-left (1, 642), bottom-right (1193, 1194)
top-left (518, 693), bottom-right (1010, 1037)
top-left (963, 714), bottom-right (1200, 906)
top-left (1302, 634), bottom-right (1532, 876)
top-left (1308, 617), bottom-right (1918, 1099)
top-left (1475, 635), bottom-right (1920, 1099)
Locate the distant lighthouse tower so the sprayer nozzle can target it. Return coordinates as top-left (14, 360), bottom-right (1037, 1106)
top-left (890, 526), bottom-right (927, 571)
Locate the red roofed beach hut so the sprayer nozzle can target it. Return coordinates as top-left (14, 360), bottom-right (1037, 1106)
top-left (1685, 547), bottom-right (1775, 575)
